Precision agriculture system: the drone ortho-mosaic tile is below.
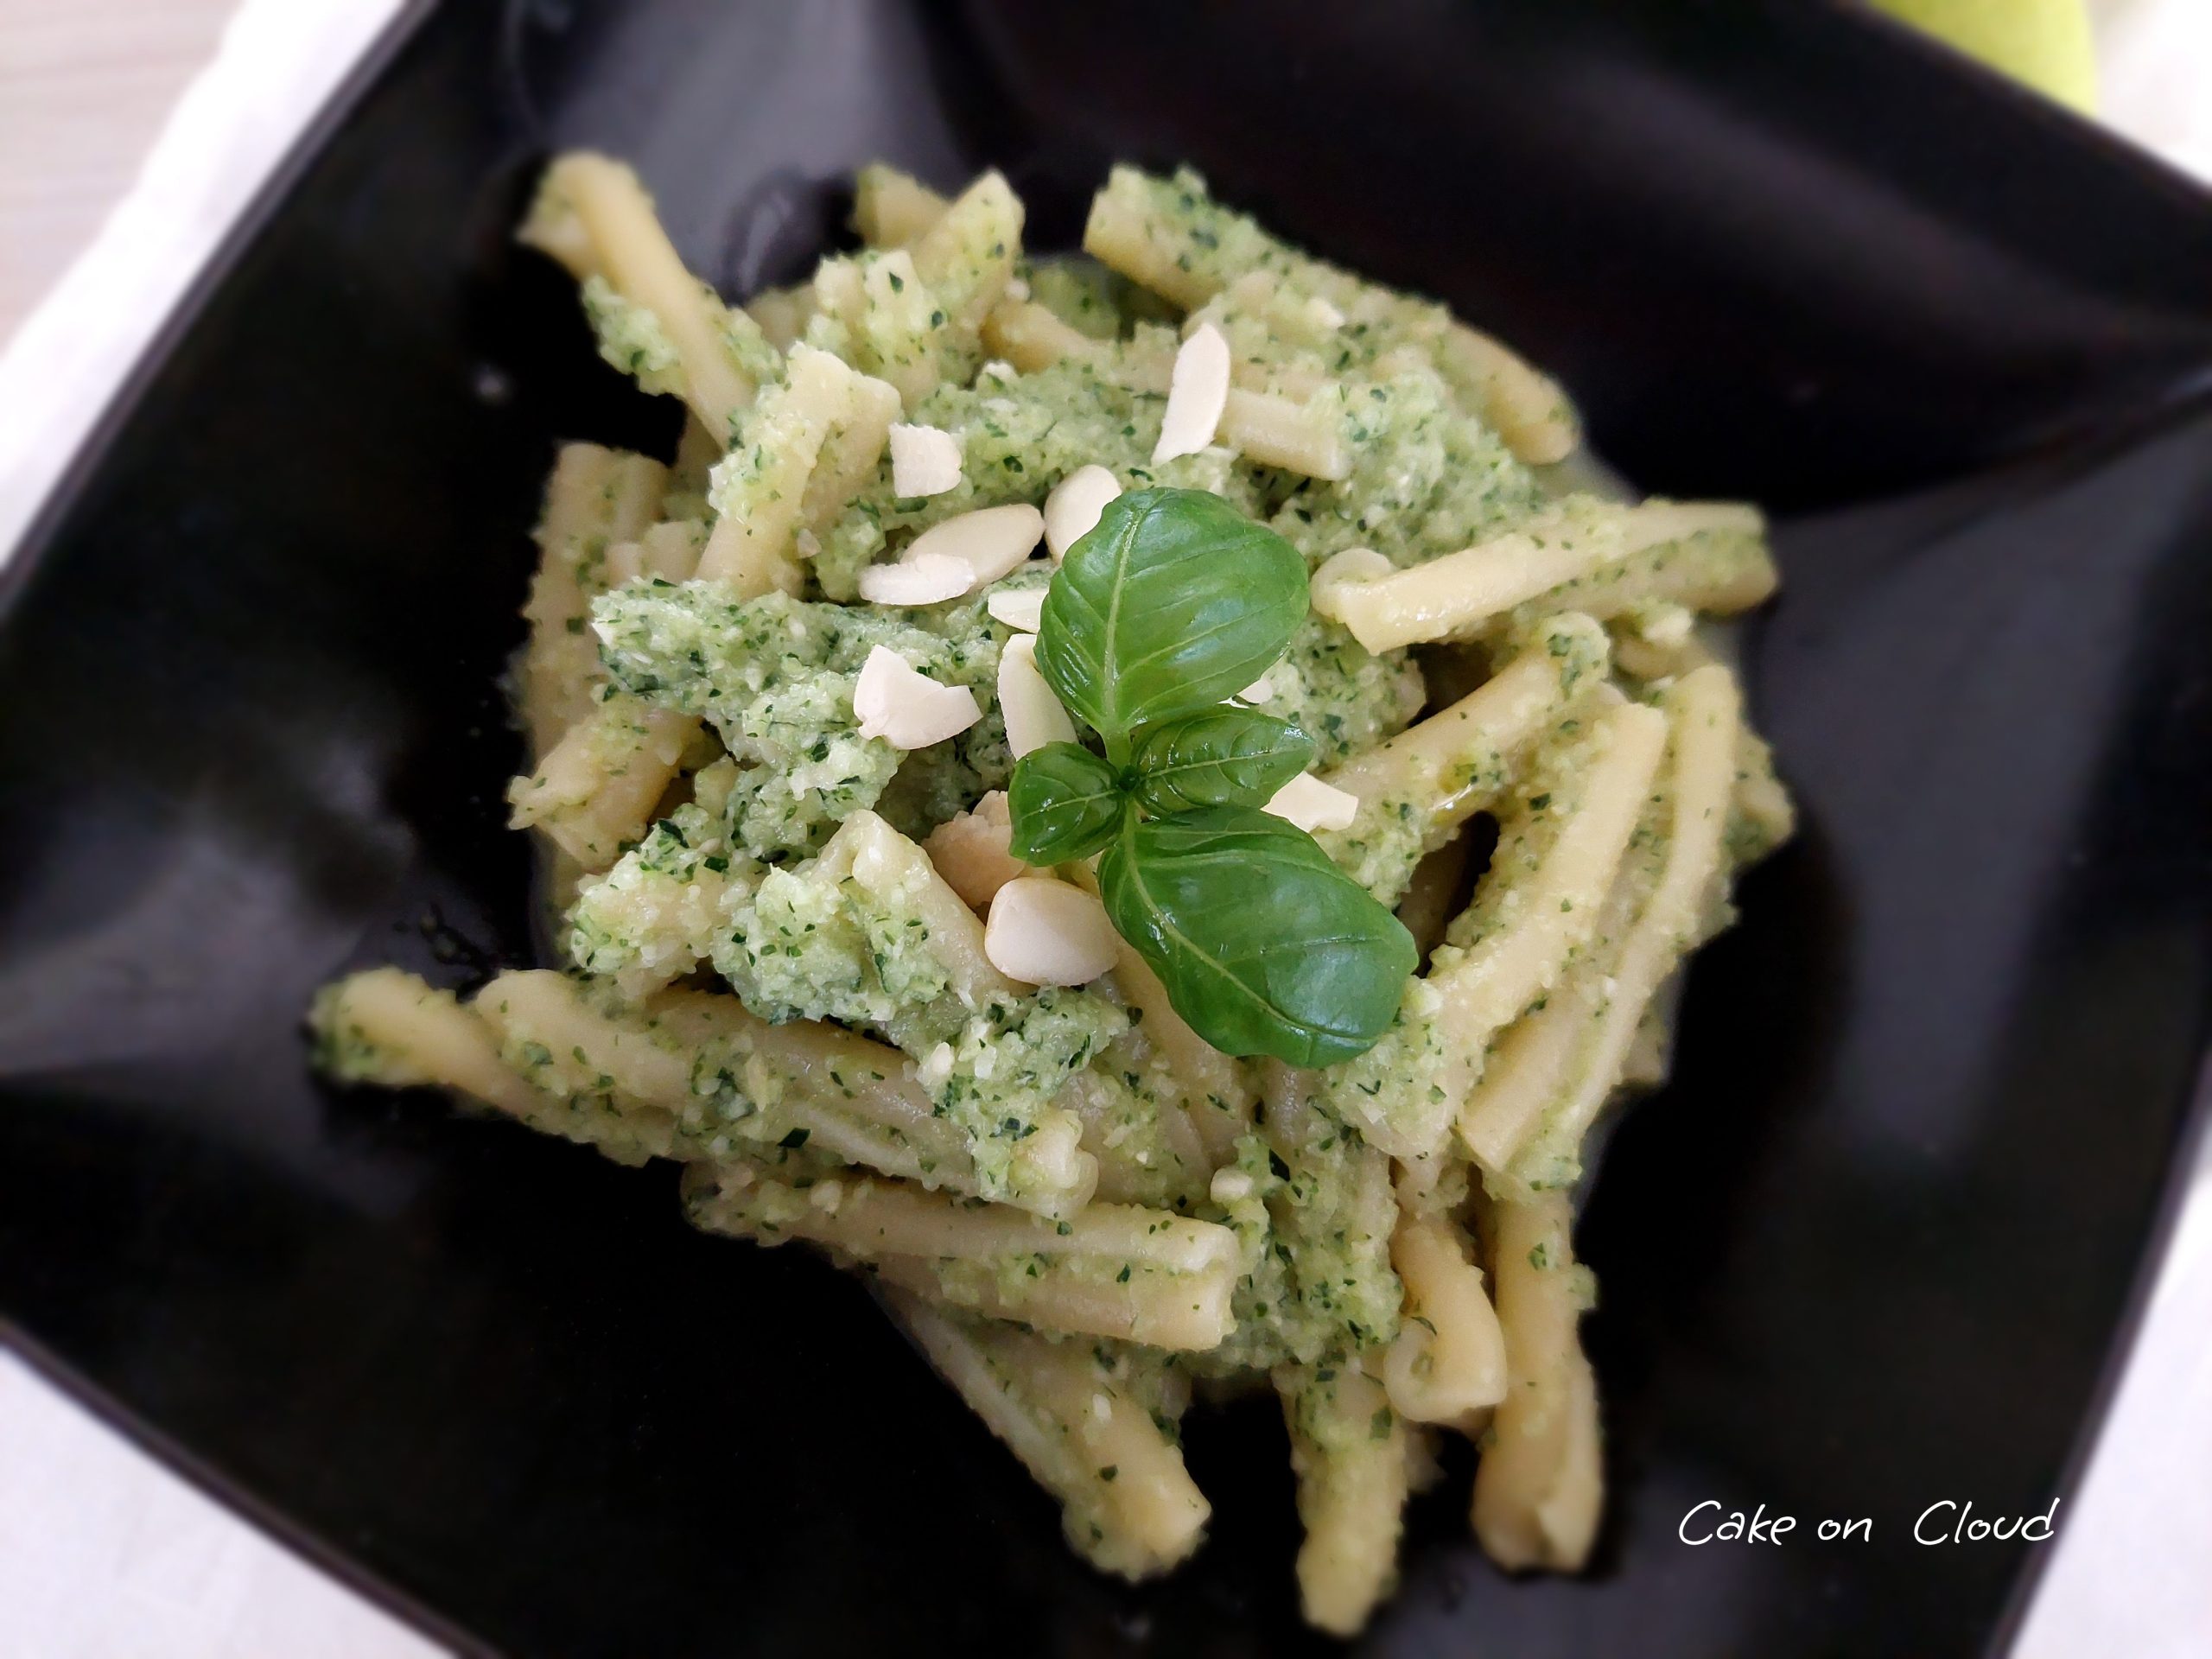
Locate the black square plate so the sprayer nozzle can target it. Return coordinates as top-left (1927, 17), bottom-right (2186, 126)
top-left (4, 3), bottom-right (2211, 1656)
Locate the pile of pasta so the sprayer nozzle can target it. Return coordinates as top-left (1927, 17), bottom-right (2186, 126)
top-left (312, 157), bottom-right (1790, 1634)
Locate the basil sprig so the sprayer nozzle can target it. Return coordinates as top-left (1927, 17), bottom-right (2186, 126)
top-left (1007, 486), bottom-right (1415, 1067)
top-left (1129, 708), bottom-right (1314, 817)
top-left (1099, 806), bottom-right (1414, 1067)
top-left (1034, 487), bottom-right (1312, 762)
top-left (1007, 741), bottom-right (1125, 864)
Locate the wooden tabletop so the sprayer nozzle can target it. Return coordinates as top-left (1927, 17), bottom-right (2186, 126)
top-left (0, 0), bottom-right (232, 340)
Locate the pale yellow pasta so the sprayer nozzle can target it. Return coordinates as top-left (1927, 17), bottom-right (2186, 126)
top-left (1082, 165), bottom-right (1575, 466)
top-left (1185, 270), bottom-right (1344, 400)
top-left (1735, 726), bottom-right (1797, 855)
top-left (480, 967), bottom-right (691, 1102)
top-left (317, 154), bottom-right (1807, 1629)
top-left (1428, 698), bottom-right (1668, 1105)
top-left (1262, 1061), bottom-right (1405, 1359)
top-left (1610, 614), bottom-right (1719, 682)
top-left (1218, 385), bottom-right (1351, 479)
top-left (508, 448), bottom-right (695, 871)
top-left (1451, 666), bottom-right (1747, 1175)
top-left (1332, 693), bottom-right (1666, 1164)
top-left (1456, 852), bottom-right (1649, 1177)
top-left (851, 163), bottom-right (950, 249)
top-left (1318, 613), bottom-right (1608, 903)
top-left (886, 1290), bottom-right (1210, 1579)
top-left (1080, 166), bottom-right (1219, 310)
top-left (514, 444), bottom-right (669, 758)
top-left (1471, 1194), bottom-right (1602, 1572)
top-left (471, 969), bottom-right (991, 1194)
top-left (667, 412), bottom-right (722, 506)
top-left (1456, 668), bottom-right (1739, 1177)
top-left (745, 284), bottom-right (813, 353)
top-left (659, 1010), bottom-right (969, 1183)
top-left (978, 297), bottom-right (1350, 480)
top-left (907, 169), bottom-right (1025, 337)
top-left (752, 812), bottom-right (1116, 1216)
top-left (809, 250), bottom-right (944, 406)
top-left (817, 810), bottom-right (1018, 1008)
top-left (1055, 1065), bottom-right (1213, 1210)
top-left (1051, 859), bottom-right (1254, 1174)
top-left (690, 1166), bottom-right (1237, 1351)
top-left (802, 370), bottom-right (904, 526)
top-left (506, 696), bottom-right (695, 870)
top-left (1329, 626), bottom-right (1594, 809)
top-left (522, 153), bottom-right (760, 442)
top-left (1264, 1062), bottom-right (1401, 1253)
top-left (1313, 500), bottom-right (1768, 653)
top-left (559, 761), bottom-right (742, 994)
top-left (799, 171), bottom-right (1021, 406)
top-left (697, 344), bottom-right (894, 594)
top-left (310, 967), bottom-right (542, 1120)
top-left (508, 454), bottom-right (696, 874)
top-left (1382, 1215), bottom-right (1509, 1425)
top-left (1433, 321), bottom-right (1580, 466)
top-left (879, 1256), bottom-right (1230, 1352)
top-left (316, 969), bottom-right (692, 1169)
top-left (1278, 1362), bottom-right (1413, 1637)
top-left (602, 517), bottom-right (709, 588)
top-left (748, 1170), bottom-right (1228, 1272)
top-left (1105, 941), bottom-right (1252, 1171)
top-left (1501, 665), bottom-right (1743, 1189)
top-left (980, 295), bottom-right (1101, 372)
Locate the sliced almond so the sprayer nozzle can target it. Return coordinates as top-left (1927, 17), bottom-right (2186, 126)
top-left (857, 550), bottom-right (974, 607)
top-left (1211, 1167), bottom-right (1255, 1204)
top-left (906, 502), bottom-right (1044, 589)
top-left (1153, 322), bottom-right (1231, 463)
top-left (998, 635), bottom-right (1077, 758)
top-left (984, 876), bottom-right (1119, 986)
top-left (1264, 772), bottom-right (1361, 834)
top-left (917, 1041), bottom-right (957, 1087)
top-left (1634, 602), bottom-right (1695, 648)
top-left (924, 791), bottom-right (1025, 911)
top-left (888, 423), bottom-right (963, 497)
top-left (1237, 669), bottom-right (1275, 703)
top-left (1305, 295), bottom-right (1346, 331)
top-left (1043, 464), bottom-right (1122, 561)
top-left (985, 584), bottom-right (1047, 632)
top-left (852, 645), bottom-right (982, 747)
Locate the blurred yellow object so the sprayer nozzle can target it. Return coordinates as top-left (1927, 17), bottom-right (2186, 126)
top-left (1870, 0), bottom-right (2099, 112)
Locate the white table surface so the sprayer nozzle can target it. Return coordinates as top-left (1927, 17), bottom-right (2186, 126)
top-left (1, 3), bottom-right (2209, 1656)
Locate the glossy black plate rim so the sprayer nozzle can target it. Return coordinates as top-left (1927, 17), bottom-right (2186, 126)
top-left (1989, 1045), bottom-right (2212, 1650)
top-left (0, 1316), bottom-right (495, 1656)
top-left (0, 1), bottom-right (476, 1649)
top-left (1848, 2), bottom-right (2212, 206)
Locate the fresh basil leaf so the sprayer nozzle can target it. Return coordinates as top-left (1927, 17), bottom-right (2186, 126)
top-left (1007, 742), bottom-right (1128, 865)
top-left (1036, 487), bottom-right (1308, 749)
top-left (1128, 709), bottom-right (1316, 816)
top-left (1097, 804), bottom-right (1415, 1067)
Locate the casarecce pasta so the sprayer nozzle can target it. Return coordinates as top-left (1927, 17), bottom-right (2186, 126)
top-left (310, 157), bottom-right (1790, 1635)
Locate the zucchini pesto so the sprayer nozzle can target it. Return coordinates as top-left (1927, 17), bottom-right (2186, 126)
top-left (311, 158), bottom-right (1790, 1635)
